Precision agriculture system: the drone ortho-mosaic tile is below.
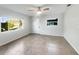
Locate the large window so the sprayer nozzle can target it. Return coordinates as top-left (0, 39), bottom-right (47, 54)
top-left (0, 17), bottom-right (22, 32)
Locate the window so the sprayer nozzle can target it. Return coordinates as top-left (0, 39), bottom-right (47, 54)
top-left (0, 16), bottom-right (22, 32)
top-left (47, 18), bottom-right (58, 26)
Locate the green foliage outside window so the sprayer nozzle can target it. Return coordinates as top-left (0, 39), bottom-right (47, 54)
top-left (8, 22), bottom-right (15, 30)
top-left (0, 17), bottom-right (22, 32)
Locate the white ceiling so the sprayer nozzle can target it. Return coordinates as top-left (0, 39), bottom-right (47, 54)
top-left (0, 4), bottom-right (68, 16)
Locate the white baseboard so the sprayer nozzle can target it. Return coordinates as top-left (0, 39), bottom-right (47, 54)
top-left (32, 33), bottom-right (64, 37)
top-left (64, 35), bottom-right (79, 54)
top-left (0, 33), bottom-right (31, 47)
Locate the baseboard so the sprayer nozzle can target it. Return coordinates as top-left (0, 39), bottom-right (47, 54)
top-left (31, 33), bottom-right (64, 37)
top-left (64, 35), bottom-right (79, 55)
top-left (0, 33), bottom-right (31, 47)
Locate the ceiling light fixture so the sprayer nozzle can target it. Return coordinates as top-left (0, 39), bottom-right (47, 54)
top-left (37, 11), bottom-right (42, 15)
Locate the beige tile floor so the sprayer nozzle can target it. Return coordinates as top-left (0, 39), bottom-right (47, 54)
top-left (0, 34), bottom-right (78, 55)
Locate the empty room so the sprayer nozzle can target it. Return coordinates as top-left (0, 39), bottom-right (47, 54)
top-left (0, 4), bottom-right (79, 55)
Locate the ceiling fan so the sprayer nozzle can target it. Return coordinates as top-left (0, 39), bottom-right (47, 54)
top-left (27, 6), bottom-right (50, 14)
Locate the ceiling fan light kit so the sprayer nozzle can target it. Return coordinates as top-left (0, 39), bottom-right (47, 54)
top-left (37, 11), bottom-right (42, 15)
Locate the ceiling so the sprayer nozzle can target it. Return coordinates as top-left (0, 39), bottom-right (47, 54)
top-left (0, 4), bottom-right (68, 16)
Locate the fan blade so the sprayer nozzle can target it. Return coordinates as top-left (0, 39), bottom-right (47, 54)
top-left (43, 8), bottom-right (49, 11)
top-left (27, 10), bottom-right (34, 11)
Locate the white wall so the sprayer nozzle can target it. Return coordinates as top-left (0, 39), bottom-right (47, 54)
top-left (32, 13), bottom-right (64, 36)
top-left (0, 6), bottom-right (32, 46)
top-left (64, 5), bottom-right (79, 54)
